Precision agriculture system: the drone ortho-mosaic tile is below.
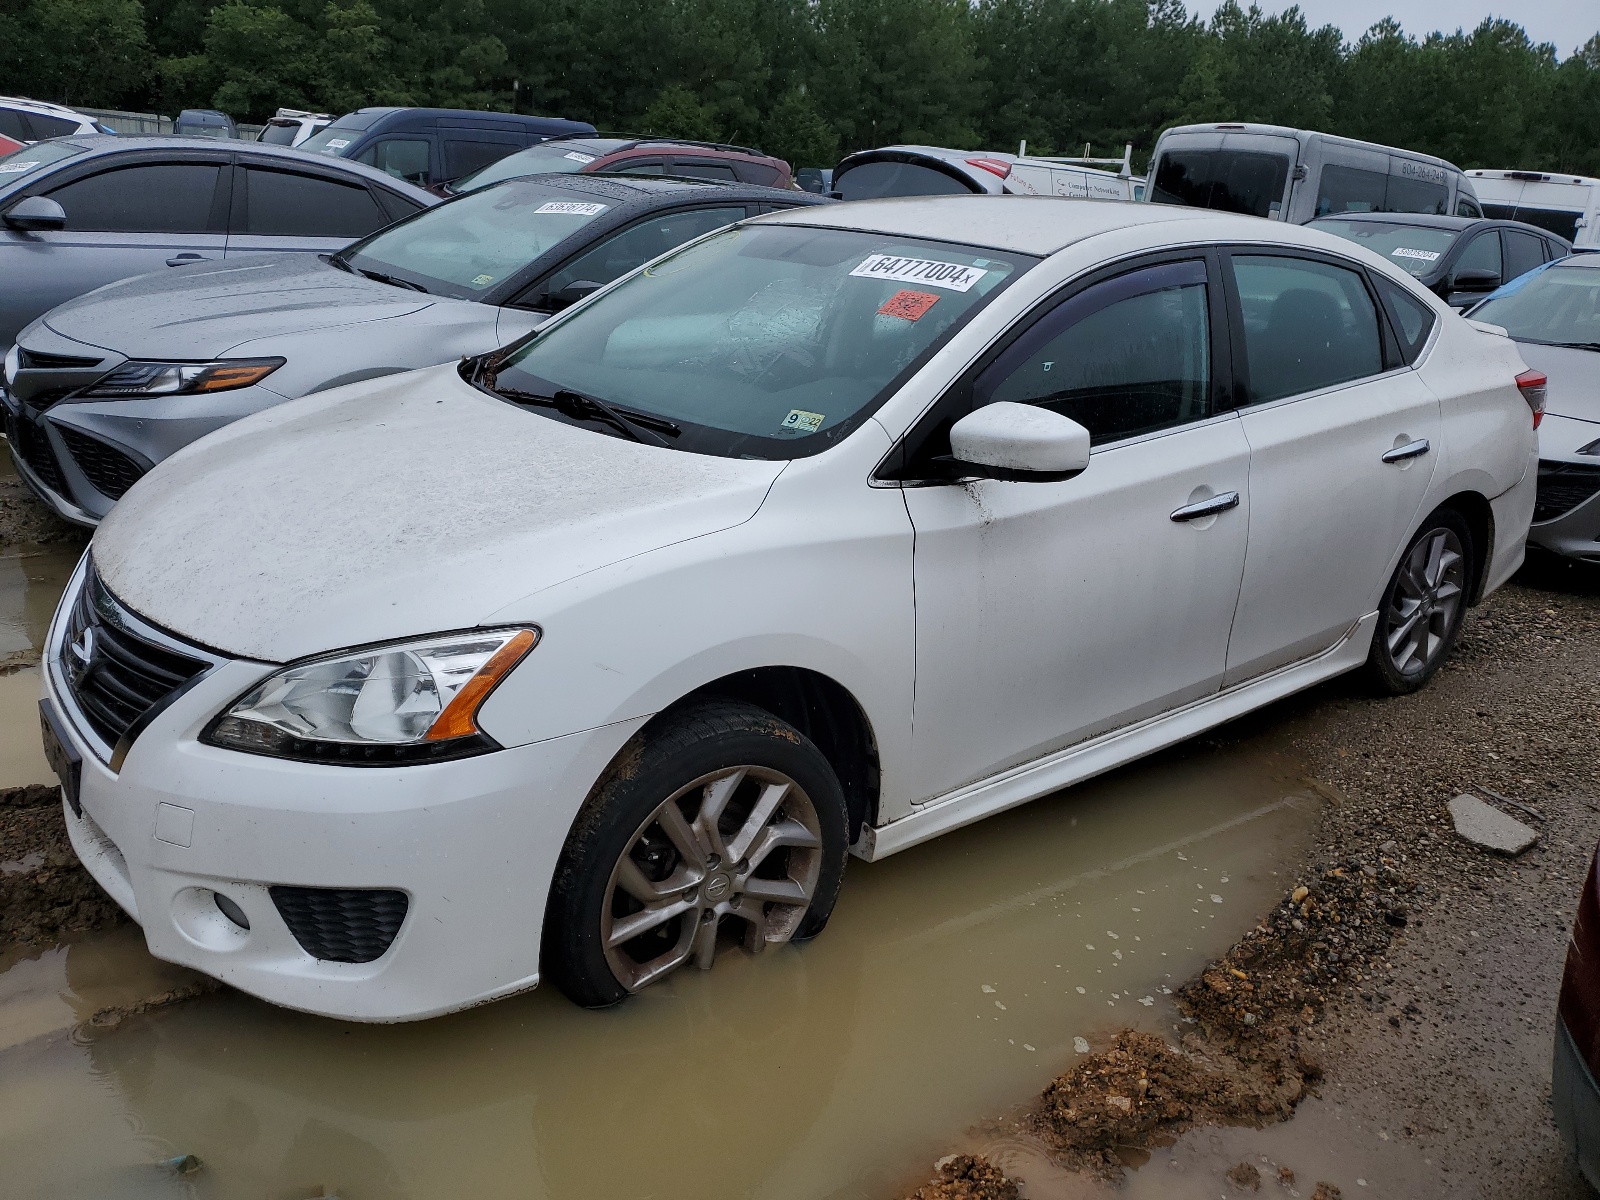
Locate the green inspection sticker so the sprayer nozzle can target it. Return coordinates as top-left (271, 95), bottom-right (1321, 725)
top-left (470, 273), bottom-right (495, 288)
top-left (780, 409), bottom-right (824, 433)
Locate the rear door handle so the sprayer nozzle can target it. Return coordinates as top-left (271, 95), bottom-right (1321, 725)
top-left (1382, 438), bottom-right (1431, 463)
top-left (166, 253), bottom-right (210, 267)
top-left (1170, 491), bottom-right (1241, 522)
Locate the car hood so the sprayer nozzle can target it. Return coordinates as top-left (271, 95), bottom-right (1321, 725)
top-left (1515, 342), bottom-right (1600, 423)
top-left (91, 365), bottom-right (786, 662)
top-left (42, 255), bottom-right (435, 359)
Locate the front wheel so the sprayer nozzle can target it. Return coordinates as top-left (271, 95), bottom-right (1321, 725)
top-left (1366, 509), bottom-right (1473, 695)
top-left (543, 701), bottom-right (849, 1008)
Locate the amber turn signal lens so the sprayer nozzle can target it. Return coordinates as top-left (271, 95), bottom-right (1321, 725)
top-left (426, 629), bottom-right (540, 741)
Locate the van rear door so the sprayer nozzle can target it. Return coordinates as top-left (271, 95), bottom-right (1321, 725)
top-left (1149, 130), bottom-right (1297, 220)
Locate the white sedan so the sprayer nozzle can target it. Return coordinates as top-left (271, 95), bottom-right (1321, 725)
top-left (45, 199), bottom-right (1539, 1020)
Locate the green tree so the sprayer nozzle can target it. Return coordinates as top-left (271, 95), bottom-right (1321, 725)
top-left (764, 87), bottom-right (838, 166)
top-left (642, 84), bottom-right (722, 141)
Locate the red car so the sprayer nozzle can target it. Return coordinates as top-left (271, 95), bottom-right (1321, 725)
top-left (1556, 844), bottom-right (1600, 1188)
top-left (0, 133), bottom-right (24, 158)
top-left (440, 135), bottom-right (794, 196)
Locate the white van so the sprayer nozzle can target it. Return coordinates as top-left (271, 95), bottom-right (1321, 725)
top-left (1466, 170), bottom-right (1599, 247)
top-left (1144, 123), bottom-right (1478, 224)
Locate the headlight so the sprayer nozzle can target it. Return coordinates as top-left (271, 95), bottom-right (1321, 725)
top-left (203, 628), bottom-right (538, 764)
top-left (80, 358), bottom-right (285, 398)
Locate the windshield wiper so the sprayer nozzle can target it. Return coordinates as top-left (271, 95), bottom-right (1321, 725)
top-left (1548, 341), bottom-right (1600, 352)
top-left (351, 265), bottom-right (429, 293)
top-left (496, 386), bottom-right (679, 447)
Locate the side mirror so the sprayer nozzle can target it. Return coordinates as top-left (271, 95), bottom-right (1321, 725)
top-left (550, 279), bottom-right (602, 310)
top-left (944, 401), bottom-right (1091, 482)
top-left (1449, 268), bottom-right (1500, 293)
top-left (3, 196), bottom-right (66, 232)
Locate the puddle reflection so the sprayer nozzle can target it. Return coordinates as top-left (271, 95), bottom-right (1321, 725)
top-left (1, 737), bottom-right (1318, 1200)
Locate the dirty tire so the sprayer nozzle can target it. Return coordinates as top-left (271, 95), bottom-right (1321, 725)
top-left (1365, 507), bottom-right (1473, 696)
top-left (543, 700), bottom-right (849, 1009)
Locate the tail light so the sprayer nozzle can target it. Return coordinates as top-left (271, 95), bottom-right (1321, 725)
top-left (1516, 369), bottom-right (1547, 429)
top-left (1560, 846), bottom-right (1600, 1077)
top-left (965, 157), bottom-right (1012, 180)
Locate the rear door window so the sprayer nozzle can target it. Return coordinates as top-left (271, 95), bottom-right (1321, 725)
top-left (1504, 229), bottom-right (1546, 280)
top-left (1230, 255), bottom-right (1385, 403)
top-left (1372, 276), bottom-right (1437, 365)
top-left (46, 163), bottom-right (222, 232)
top-left (833, 160), bottom-right (973, 200)
top-left (241, 167), bottom-right (387, 237)
top-left (354, 138), bottom-right (431, 186)
top-left (975, 258), bottom-right (1212, 445)
top-left (1151, 150), bottom-right (1289, 219)
top-left (28, 113), bottom-right (80, 139)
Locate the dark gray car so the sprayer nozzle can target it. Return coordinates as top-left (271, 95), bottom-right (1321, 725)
top-left (1466, 253), bottom-right (1600, 561)
top-left (3, 174), bottom-right (827, 525)
top-left (0, 135), bottom-right (436, 351)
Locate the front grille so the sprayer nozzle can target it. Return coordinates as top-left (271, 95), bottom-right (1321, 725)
top-left (1533, 461), bottom-right (1600, 523)
top-left (6, 412), bottom-right (68, 496)
top-left (56, 427), bottom-right (145, 500)
top-left (269, 886), bottom-right (409, 963)
top-left (17, 348), bottom-right (101, 371)
top-left (60, 569), bottom-right (209, 748)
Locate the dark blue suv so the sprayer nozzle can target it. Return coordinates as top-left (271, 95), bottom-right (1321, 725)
top-left (299, 107), bottom-right (596, 190)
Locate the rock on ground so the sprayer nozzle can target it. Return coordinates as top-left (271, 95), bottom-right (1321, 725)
top-left (1447, 793), bottom-right (1538, 855)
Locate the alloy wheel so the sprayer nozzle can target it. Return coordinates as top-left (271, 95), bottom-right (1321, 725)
top-left (1385, 527), bottom-right (1465, 677)
top-left (601, 765), bottom-right (823, 992)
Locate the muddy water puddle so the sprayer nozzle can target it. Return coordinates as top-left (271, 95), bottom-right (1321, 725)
top-left (0, 542), bottom-right (1326, 1200)
top-left (0, 541), bottom-right (83, 788)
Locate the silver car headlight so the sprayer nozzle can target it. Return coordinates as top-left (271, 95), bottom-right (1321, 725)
top-left (80, 358), bottom-right (285, 398)
top-left (203, 628), bottom-right (539, 764)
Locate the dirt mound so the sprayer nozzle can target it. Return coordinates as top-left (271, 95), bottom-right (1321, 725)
top-left (0, 475), bottom-right (86, 551)
top-left (1, 784), bottom-right (126, 947)
top-left (1021, 856), bottom-right (1410, 1178)
top-left (902, 1155), bottom-right (1018, 1200)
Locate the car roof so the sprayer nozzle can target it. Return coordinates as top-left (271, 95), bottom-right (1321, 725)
top-left (476, 172), bottom-right (824, 208)
top-left (1309, 211), bottom-right (1568, 239)
top-left (10, 135), bottom-right (436, 202)
top-left (0, 95), bottom-right (90, 120)
top-left (760, 195), bottom-right (1243, 255)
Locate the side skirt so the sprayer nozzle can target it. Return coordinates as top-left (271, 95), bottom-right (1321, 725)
top-left (852, 613), bottom-right (1378, 862)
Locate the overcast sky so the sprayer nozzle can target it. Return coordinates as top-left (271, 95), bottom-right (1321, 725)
top-left (1195, 1), bottom-right (1599, 57)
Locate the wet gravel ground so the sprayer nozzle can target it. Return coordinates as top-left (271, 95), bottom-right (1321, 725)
top-left (900, 553), bottom-right (1600, 1199)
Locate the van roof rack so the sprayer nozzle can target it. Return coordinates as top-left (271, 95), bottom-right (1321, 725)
top-left (1015, 141), bottom-right (1135, 179)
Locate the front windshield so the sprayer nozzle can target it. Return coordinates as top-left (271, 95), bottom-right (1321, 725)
top-left (1471, 260), bottom-right (1600, 347)
top-left (452, 140), bottom-right (628, 194)
top-left (342, 181), bottom-right (613, 298)
top-left (1309, 219), bottom-right (1458, 278)
top-left (487, 223), bottom-right (1028, 458)
top-left (0, 140), bottom-right (87, 183)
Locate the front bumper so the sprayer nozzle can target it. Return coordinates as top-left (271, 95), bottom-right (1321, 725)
top-left (3, 378), bottom-right (289, 526)
top-left (1554, 1012), bottom-right (1600, 1190)
top-left (43, 563), bottom-right (642, 1021)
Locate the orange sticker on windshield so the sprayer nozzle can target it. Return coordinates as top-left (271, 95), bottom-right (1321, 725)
top-left (878, 289), bottom-right (940, 321)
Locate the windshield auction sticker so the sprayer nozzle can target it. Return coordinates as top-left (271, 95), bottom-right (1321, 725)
top-left (1391, 247), bottom-right (1442, 262)
top-left (850, 254), bottom-right (986, 292)
top-left (780, 408), bottom-right (825, 433)
top-left (535, 200), bottom-right (608, 216)
top-left (563, 151), bottom-right (597, 164)
top-left (878, 289), bottom-right (941, 320)
top-left (0, 161), bottom-right (40, 173)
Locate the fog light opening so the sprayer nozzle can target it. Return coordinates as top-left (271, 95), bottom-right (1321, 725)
top-left (213, 891), bottom-right (250, 930)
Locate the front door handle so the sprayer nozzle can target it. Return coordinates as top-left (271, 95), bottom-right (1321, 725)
top-left (166, 253), bottom-right (210, 267)
top-left (1382, 438), bottom-right (1431, 464)
top-left (1170, 491), bottom-right (1241, 522)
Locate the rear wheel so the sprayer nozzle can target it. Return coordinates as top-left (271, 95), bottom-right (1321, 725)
top-left (544, 701), bottom-right (849, 1008)
top-left (1366, 509), bottom-right (1473, 695)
